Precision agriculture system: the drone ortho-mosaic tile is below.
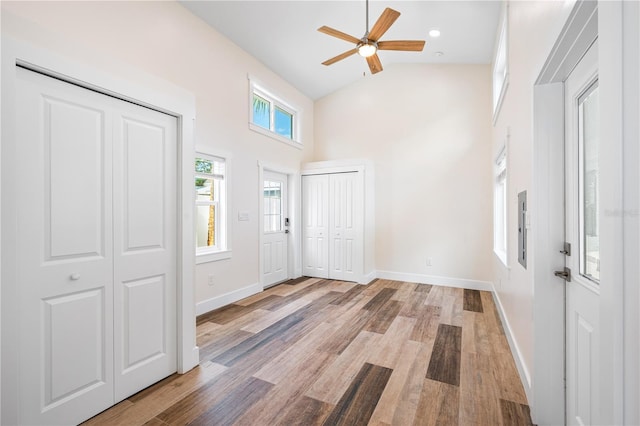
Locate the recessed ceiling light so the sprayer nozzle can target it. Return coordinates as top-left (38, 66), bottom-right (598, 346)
top-left (429, 29), bottom-right (441, 38)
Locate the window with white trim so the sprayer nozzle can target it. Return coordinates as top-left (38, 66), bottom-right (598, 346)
top-left (249, 78), bottom-right (300, 147)
top-left (195, 154), bottom-right (229, 262)
top-left (492, 5), bottom-right (509, 123)
top-left (494, 147), bottom-right (508, 265)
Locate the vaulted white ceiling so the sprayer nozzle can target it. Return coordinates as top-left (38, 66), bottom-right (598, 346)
top-left (180, 1), bottom-right (502, 100)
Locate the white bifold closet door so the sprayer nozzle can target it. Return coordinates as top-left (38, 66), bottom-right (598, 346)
top-left (14, 67), bottom-right (177, 425)
top-left (302, 172), bottom-right (362, 282)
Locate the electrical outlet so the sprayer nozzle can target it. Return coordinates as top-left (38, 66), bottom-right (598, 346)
top-left (426, 257), bottom-right (433, 267)
top-left (208, 274), bottom-right (215, 287)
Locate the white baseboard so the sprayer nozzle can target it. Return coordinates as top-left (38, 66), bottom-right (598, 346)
top-left (375, 270), bottom-right (493, 291)
top-left (179, 346), bottom-right (200, 373)
top-left (491, 285), bottom-right (533, 403)
top-left (359, 270), bottom-right (377, 285)
top-left (196, 282), bottom-right (262, 316)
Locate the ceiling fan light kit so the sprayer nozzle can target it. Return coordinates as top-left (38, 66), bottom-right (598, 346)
top-left (357, 41), bottom-right (378, 58)
top-left (318, 0), bottom-right (426, 74)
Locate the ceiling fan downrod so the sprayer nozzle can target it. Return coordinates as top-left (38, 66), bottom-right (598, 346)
top-left (365, 0), bottom-right (370, 37)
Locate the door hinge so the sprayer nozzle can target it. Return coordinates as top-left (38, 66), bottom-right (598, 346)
top-left (560, 242), bottom-right (571, 256)
top-left (554, 267), bottom-right (572, 282)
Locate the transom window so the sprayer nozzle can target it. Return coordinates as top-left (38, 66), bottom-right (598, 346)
top-left (249, 77), bottom-right (300, 147)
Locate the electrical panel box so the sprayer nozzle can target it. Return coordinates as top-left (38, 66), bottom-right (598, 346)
top-left (518, 190), bottom-right (527, 268)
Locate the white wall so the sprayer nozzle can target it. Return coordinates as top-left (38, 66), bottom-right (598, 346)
top-left (314, 64), bottom-right (493, 285)
top-left (491, 0), bottom-right (576, 400)
top-left (1, 1), bottom-right (315, 306)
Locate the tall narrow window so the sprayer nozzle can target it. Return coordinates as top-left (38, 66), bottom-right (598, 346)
top-left (195, 154), bottom-right (228, 261)
top-left (494, 147), bottom-right (507, 265)
top-left (578, 81), bottom-right (599, 282)
top-left (492, 4), bottom-right (509, 123)
top-left (249, 77), bottom-right (300, 147)
top-left (263, 180), bottom-right (283, 232)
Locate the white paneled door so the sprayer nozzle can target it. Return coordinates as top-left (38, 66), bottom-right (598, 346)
top-left (112, 95), bottom-right (177, 402)
top-left (564, 41), bottom-right (600, 426)
top-left (15, 67), bottom-right (176, 425)
top-left (302, 172), bottom-right (362, 282)
top-left (328, 172), bottom-right (361, 282)
top-left (302, 175), bottom-right (329, 278)
top-left (262, 171), bottom-right (289, 287)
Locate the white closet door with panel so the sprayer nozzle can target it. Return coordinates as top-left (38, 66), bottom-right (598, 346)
top-left (112, 100), bottom-right (177, 402)
top-left (329, 172), bottom-right (361, 281)
top-left (302, 172), bottom-right (363, 282)
top-left (14, 67), bottom-right (177, 425)
top-left (302, 175), bottom-right (329, 278)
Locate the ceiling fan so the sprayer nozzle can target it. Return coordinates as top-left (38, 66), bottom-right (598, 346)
top-left (318, 0), bottom-right (426, 74)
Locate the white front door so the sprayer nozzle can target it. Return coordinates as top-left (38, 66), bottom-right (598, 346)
top-left (15, 67), bottom-right (176, 425)
top-left (564, 41), bottom-right (600, 426)
top-left (328, 172), bottom-right (361, 281)
top-left (302, 174), bottom-right (329, 278)
top-left (262, 170), bottom-right (289, 287)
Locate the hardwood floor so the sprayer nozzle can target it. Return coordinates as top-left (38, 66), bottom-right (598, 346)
top-left (84, 278), bottom-right (532, 425)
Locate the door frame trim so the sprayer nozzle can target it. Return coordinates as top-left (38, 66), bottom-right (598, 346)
top-left (258, 161), bottom-right (301, 288)
top-left (532, 1), bottom-right (598, 424)
top-left (533, 0), bottom-right (627, 424)
top-left (1, 37), bottom-right (198, 423)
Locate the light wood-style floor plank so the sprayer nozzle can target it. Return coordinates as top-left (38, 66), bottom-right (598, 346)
top-left (368, 339), bottom-right (423, 425)
top-left (83, 278), bottom-right (532, 426)
top-left (306, 330), bottom-right (383, 405)
top-left (391, 338), bottom-right (436, 425)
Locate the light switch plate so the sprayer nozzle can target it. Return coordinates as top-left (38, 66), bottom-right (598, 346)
top-left (238, 211), bottom-right (249, 221)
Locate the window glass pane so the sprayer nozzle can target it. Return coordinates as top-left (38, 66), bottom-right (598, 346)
top-left (195, 178), bottom-right (215, 201)
top-left (263, 180), bottom-right (282, 232)
top-left (253, 94), bottom-right (271, 130)
top-left (274, 107), bottom-right (293, 139)
top-left (195, 157), bottom-right (212, 174)
top-left (196, 205), bottom-right (215, 248)
top-left (580, 85), bottom-right (599, 282)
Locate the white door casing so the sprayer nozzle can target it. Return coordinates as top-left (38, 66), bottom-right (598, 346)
top-left (302, 174), bottom-right (329, 278)
top-left (564, 40), bottom-right (600, 426)
top-left (262, 170), bottom-right (289, 287)
top-left (15, 67), bottom-right (177, 425)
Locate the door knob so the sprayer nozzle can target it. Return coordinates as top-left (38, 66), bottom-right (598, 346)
top-left (70, 273), bottom-right (81, 281)
top-left (553, 267), bottom-right (571, 282)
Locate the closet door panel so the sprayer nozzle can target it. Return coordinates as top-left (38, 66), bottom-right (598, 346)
top-left (329, 172), bottom-right (360, 281)
top-left (302, 175), bottom-right (329, 277)
top-left (15, 67), bottom-right (115, 425)
top-left (113, 102), bottom-right (177, 402)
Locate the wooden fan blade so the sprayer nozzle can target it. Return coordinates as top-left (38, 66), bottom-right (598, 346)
top-left (368, 8), bottom-right (401, 41)
top-left (377, 40), bottom-right (426, 51)
top-left (318, 26), bottom-right (361, 44)
top-left (322, 48), bottom-right (358, 66)
top-left (366, 53), bottom-right (383, 74)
